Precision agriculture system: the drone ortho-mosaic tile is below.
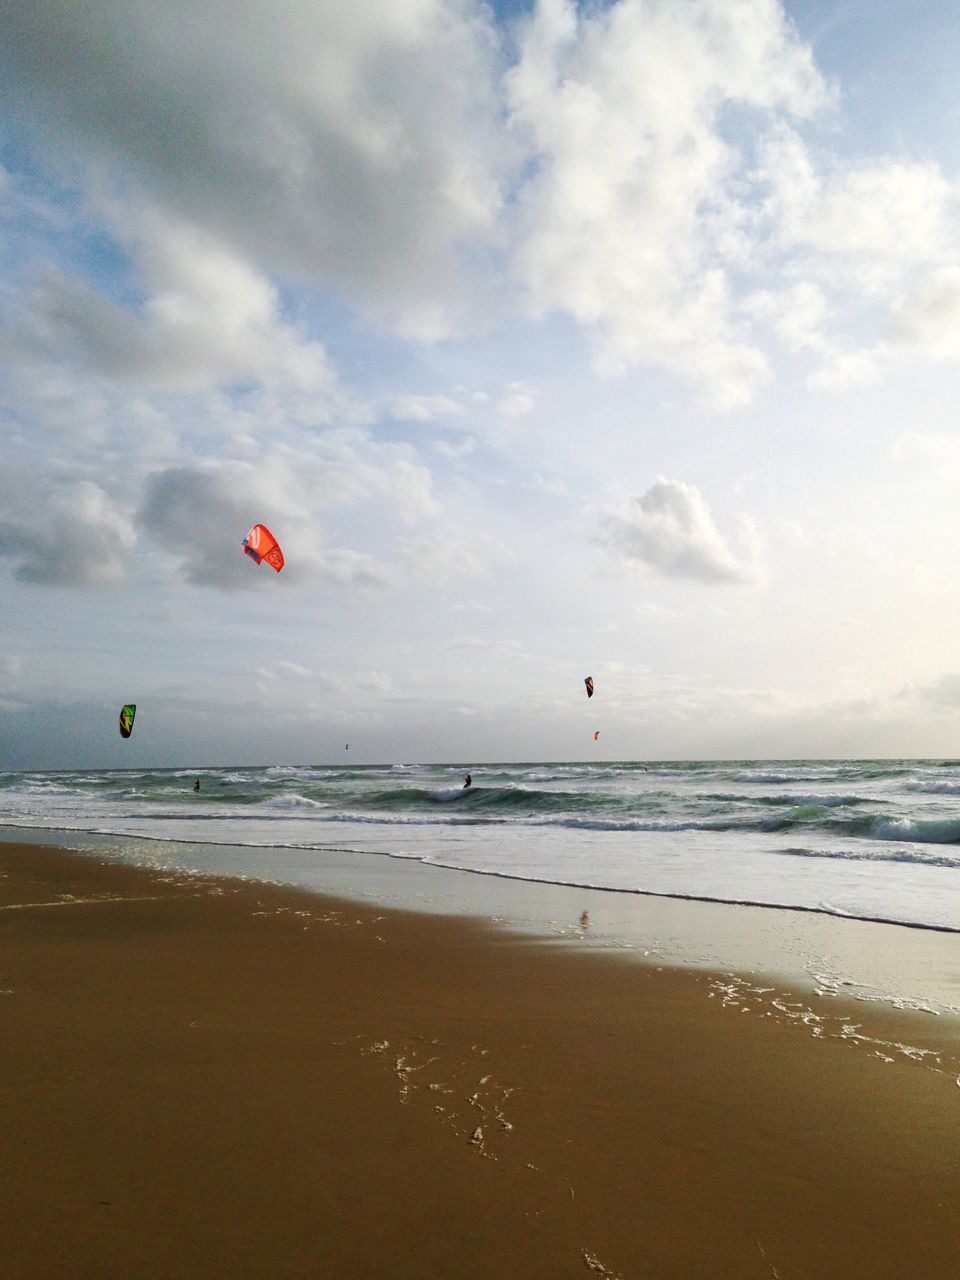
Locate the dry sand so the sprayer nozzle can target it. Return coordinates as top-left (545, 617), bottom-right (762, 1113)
top-left (2, 839), bottom-right (959, 1279)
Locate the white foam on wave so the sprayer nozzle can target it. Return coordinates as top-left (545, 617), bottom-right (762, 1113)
top-left (539, 815), bottom-right (750, 834)
top-left (871, 816), bottom-right (960, 845)
top-left (259, 793), bottom-right (328, 811)
top-left (3, 779), bottom-right (86, 797)
top-left (766, 793), bottom-right (866, 808)
top-left (523, 766), bottom-right (615, 782)
top-left (780, 843), bottom-right (960, 869)
top-left (907, 781), bottom-right (960, 796)
top-left (731, 768), bottom-right (868, 785)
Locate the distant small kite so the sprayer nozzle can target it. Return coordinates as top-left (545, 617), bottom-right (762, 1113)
top-left (584, 676), bottom-right (594, 698)
top-left (119, 704), bottom-right (136, 739)
top-left (593, 730), bottom-right (600, 742)
top-left (242, 523), bottom-right (284, 572)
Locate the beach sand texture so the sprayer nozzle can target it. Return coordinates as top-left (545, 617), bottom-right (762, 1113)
top-left (2, 840), bottom-right (959, 1278)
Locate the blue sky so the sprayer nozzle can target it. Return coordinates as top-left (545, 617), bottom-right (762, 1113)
top-left (3, 0), bottom-right (960, 767)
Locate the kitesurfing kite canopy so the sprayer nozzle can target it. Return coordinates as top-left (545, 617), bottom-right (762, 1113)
top-left (593, 730), bottom-right (600, 742)
top-left (119, 704), bottom-right (136, 739)
top-left (584, 676), bottom-right (594, 698)
top-left (242, 523), bottom-right (284, 572)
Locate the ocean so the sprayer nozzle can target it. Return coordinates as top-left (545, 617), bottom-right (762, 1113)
top-left (2, 758), bottom-right (959, 934)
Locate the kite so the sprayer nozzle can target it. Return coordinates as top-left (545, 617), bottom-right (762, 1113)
top-left (593, 731), bottom-right (600, 742)
top-left (119, 705), bottom-right (136, 739)
top-left (584, 676), bottom-right (594, 698)
top-left (242, 523), bottom-right (284, 572)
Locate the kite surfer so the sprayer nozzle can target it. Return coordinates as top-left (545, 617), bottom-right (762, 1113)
top-left (463, 773), bottom-right (472, 789)
top-left (193, 778), bottom-right (200, 792)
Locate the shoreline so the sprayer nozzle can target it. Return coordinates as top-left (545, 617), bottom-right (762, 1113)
top-left (3, 837), bottom-right (960, 1277)
top-left (6, 823), bottom-right (960, 1016)
top-left (10, 817), bottom-right (960, 935)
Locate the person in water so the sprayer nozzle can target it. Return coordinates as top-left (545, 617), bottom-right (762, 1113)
top-left (463, 774), bottom-right (472, 789)
top-left (193, 779), bottom-right (200, 792)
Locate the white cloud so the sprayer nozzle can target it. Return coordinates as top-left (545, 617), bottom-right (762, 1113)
top-left (753, 129), bottom-right (960, 384)
top-left (310, 667), bottom-right (395, 696)
top-left (495, 386), bottom-right (536, 417)
top-left (806, 346), bottom-right (882, 392)
top-left (351, 669), bottom-right (396, 695)
top-left (432, 437), bottom-right (477, 459)
top-left (745, 281), bottom-right (830, 354)
top-left (448, 601), bottom-right (492, 614)
top-left (795, 162), bottom-right (953, 290)
top-left (892, 430), bottom-right (960, 467)
top-left (895, 673), bottom-right (960, 714)
top-left (388, 393), bottom-right (464, 422)
top-left (757, 126), bottom-right (956, 283)
top-left (257, 661), bottom-right (313, 681)
top-left (531, 473), bottom-right (566, 497)
top-left (891, 266), bottom-right (960, 362)
top-left (445, 635), bottom-right (524, 655)
top-left (746, 282), bottom-right (883, 389)
top-left (399, 530), bottom-right (496, 584)
top-left (506, 0), bottom-right (827, 408)
top-left (311, 548), bottom-right (395, 591)
top-left (384, 457), bottom-right (440, 524)
top-left (631, 601), bottom-right (679, 623)
top-left (602, 478), bottom-right (761, 585)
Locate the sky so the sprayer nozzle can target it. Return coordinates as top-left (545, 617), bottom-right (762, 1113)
top-left (3, 0), bottom-right (960, 768)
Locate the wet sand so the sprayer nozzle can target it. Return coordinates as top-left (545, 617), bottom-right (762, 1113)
top-left (2, 839), bottom-right (959, 1279)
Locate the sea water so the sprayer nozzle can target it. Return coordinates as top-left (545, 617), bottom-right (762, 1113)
top-left (2, 759), bottom-right (959, 933)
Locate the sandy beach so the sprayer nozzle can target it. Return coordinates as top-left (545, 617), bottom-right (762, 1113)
top-left (2, 838), bottom-right (959, 1279)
